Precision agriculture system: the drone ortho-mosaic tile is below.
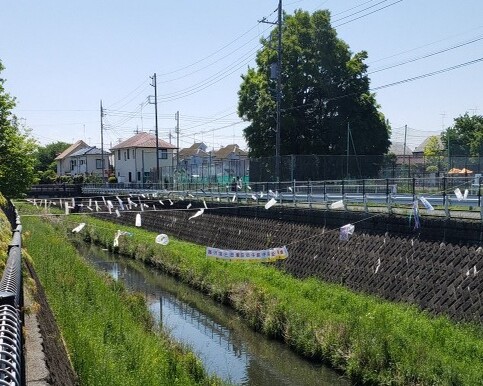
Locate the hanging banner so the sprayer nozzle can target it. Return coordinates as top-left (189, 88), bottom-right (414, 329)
top-left (206, 246), bottom-right (288, 262)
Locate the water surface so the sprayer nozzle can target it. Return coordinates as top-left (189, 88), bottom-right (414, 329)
top-left (80, 243), bottom-right (349, 386)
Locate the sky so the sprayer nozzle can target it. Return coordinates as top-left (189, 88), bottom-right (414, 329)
top-left (1, 0), bottom-right (482, 153)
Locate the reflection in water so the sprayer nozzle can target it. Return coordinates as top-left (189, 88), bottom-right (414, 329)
top-left (79, 243), bottom-right (349, 386)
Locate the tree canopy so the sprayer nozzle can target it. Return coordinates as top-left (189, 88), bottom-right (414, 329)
top-left (36, 141), bottom-right (70, 173)
top-left (0, 60), bottom-right (37, 197)
top-left (441, 113), bottom-right (483, 157)
top-left (238, 9), bottom-right (390, 163)
top-left (35, 141), bottom-right (70, 183)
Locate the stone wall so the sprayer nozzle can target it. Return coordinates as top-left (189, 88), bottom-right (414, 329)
top-left (95, 202), bottom-right (482, 323)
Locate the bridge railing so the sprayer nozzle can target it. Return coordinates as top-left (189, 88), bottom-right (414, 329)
top-left (0, 210), bottom-right (24, 386)
top-left (81, 176), bottom-right (483, 220)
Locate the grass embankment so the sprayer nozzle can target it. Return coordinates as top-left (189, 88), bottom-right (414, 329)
top-left (45, 210), bottom-right (483, 386)
top-left (21, 214), bottom-right (223, 386)
top-left (0, 192), bottom-right (14, 270)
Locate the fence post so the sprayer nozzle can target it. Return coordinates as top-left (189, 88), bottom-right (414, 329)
top-left (478, 176), bottom-right (481, 208)
top-left (386, 178), bottom-right (392, 213)
top-left (443, 176), bottom-right (450, 219)
top-left (363, 179), bottom-right (368, 213)
top-left (308, 180), bottom-right (312, 209)
top-left (412, 177), bottom-right (416, 201)
top-left (342, 179), bottom-right (347, 210)
top-left (479, 176), bottom-right (482, 222)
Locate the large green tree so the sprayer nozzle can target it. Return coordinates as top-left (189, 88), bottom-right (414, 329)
top-left (36, 141), bottom-right (70, 173)
top-left (0, 60), bottom-right (37, 197)
top-left (238, 9), bottom-right (390, 162)
top-left (441, 113), bottom-right (483, 156)
top-left (35, 141), bottom-right (70, 183)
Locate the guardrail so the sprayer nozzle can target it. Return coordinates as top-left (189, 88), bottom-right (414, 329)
top-left (0, 211), bottom-right (24, 386)
top-left (82, 176), bottom-right (483, 221)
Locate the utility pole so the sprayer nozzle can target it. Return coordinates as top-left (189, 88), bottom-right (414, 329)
top-left (150, 73), bottom-right (160, 182)
top-left (261, 0), bottom-right (282, 182)
top-left (100, 100), bottom-right (105, 184)
top-left (275, 0), bottom-right (282, 182)
top-left (346, 121), bottom-right (350, 179)
top-left (403, 124), bottom-right (408, 169)
top-left (175, 111), bottom-right (180, 170)
top-left (441, 113), bottom-right (447, 170)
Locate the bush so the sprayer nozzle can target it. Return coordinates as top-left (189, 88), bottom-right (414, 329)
top-left (58, 175), bottom-right (73, 184)
top-left (108, 175), bottom-right (118, 183)
top-left (38, 169), bottom-right (58, 184)
top-left (73, 175), bottom-right (85, 184)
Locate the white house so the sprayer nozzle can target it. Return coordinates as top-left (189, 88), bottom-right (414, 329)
top-left (55, 140), bottom-right (111, 178)
top-left (68, 146), bottom-right (111, 177)
top-left (55, 140), bottom-right (89, 176)
top-left (111, 132), bottom-right (177, 183)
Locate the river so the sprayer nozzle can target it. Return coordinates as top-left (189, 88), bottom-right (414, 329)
top-left (78, 243), bottom-right (349, 386)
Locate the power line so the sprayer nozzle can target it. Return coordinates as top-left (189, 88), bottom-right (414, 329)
top-left (368, 24), bottom-right (483, 65)
top-left (332, 0), bottom-right (392, 22)
top-left (333, 0), bottom-right (403, 28)
top-left (157, 9), bottom-right (277, 77)
top-left (369, 34), bottom-right (483, 74)
top-left (372, 56), bottom-right (483, 91)
top-left (158, 52), bottom-right (258, 102)
top-left (158, 25), bottom-right (272, 85)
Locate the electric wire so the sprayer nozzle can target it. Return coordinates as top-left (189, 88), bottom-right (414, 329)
top-left (333, 0), bottom-right (403, 28)
top-left (369, 34), bottom-right (483, 74)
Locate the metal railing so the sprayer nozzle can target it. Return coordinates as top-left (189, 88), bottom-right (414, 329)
top-left (0, 211), bottom-right (24, 386)
top-left (81, 176), bottom-right (483, 221)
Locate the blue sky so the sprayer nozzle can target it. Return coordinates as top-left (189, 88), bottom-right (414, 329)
top-left (1, 0), bottom-right (482, 152)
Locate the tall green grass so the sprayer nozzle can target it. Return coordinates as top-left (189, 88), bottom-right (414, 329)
top-left (52, 211), bottom-right (483, 386)
top-left (21, 214), bottom-right (223, 386)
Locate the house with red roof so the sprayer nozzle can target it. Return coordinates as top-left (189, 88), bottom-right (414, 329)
top-left (110, 132), bottom-right (177, 183)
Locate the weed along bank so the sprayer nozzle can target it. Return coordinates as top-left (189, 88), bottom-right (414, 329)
top-left (15, 197), bottom-right (483, 385)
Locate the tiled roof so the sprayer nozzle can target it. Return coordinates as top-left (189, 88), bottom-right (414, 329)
top-left (111, 132), bottom-right (176, 150)
top-left (69, 146), bottom-right (111, 157)
top-left (213, 144), bottom-right (248, 159)
top-left (54, 140), bottom-right (89, 160)
top-left (388, 142), bottom-right (412, 156)
top-left (414, 135), bottom-right (443, 153)
top-left (179, 142), bottom-right (209, 158)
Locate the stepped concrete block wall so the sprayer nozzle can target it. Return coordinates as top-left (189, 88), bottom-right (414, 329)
top-left (94, 202), bottom-right (482, 323)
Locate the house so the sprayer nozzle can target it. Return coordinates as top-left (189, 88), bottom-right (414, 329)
top-left (55, 140), bottom-right (89, 176)
top-left (68, 146), bottom-right (111, 177)
top-left (55, 140), bottom-right (111, 178)
top-left (387, 142), bottom-right (413, 164)
top-left (110, 132), bottom-right (177, 183)
top-left (412, 135), bottom-right (444, 162)
top-left (212, 144), bottom-right (249, 182)
top-left (178, 142), bottom-right (210, 178)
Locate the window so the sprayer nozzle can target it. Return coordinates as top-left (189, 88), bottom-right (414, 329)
top-left (124, 152), bottom-right (127, 161)
top-left (80, 159), bottom-right (85, 166)
top-left (133, 149), bottom-right (136, 159)
top-left (127, 149), bottom-right (130, 159)
top-left (96, 159), bottom-right (102, 169)
top-left (70, 160), bottom-right (76, 171)
top-left (159, 149), bottom-right (168, 159)
top-left (137, 171), bottom-right (141, 181)
top-left (118, 150), bottom-right (121, 160)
